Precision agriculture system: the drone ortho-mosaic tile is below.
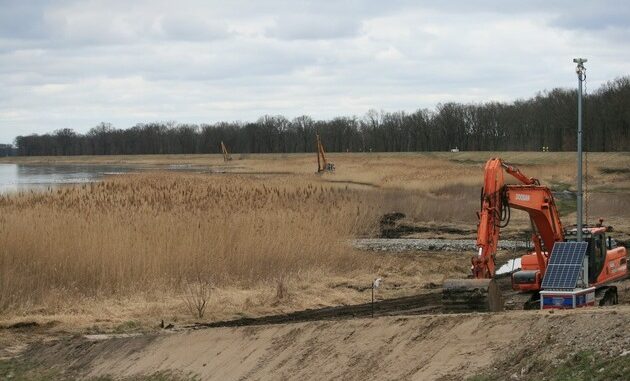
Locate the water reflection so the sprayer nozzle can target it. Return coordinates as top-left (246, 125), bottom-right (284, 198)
top-left (0, 164), bottom-right (130, 193)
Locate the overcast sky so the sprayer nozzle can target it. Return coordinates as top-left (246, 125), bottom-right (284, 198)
top-left (1, 1), bottom-right (629, 144)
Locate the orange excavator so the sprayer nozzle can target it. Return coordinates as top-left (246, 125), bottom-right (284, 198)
top-left (221, 141), bottom-right (232, 162)
top-left (443, 158), bottom-right (628, 311)
top-left (316, 134), bottom-right (335, 173)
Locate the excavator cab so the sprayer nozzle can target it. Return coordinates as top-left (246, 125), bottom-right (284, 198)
top-left (511, 225), bottom-right (627, 306)
top-left (564, 225), bottom-right (628, 288)
top-left (584, 231), bottom-right (607, 284)
top-left (513, 228), bottom-right (626, 283)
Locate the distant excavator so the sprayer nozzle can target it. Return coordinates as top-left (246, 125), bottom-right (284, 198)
top-left (221, 141), bottom-right (232, 162)
top-left (316, 134), bottom-right (335, 173)
top-left (442, 158), bottom-right (628, 312)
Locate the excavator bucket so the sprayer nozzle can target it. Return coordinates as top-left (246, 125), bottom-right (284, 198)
top-left (442, 279), bottom-right (504, 313)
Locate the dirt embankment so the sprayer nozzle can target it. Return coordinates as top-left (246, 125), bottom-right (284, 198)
top-left (18, 307), bottom-right (630, 381)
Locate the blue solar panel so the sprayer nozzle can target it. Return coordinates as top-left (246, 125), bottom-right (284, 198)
top-left (541, 242), bottom-right (588, 290)
top-left (547, 242), bottom-right (588, 266)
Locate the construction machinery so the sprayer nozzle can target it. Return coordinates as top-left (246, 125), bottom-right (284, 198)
top-left (316, 134), bottom-right (335, 173)
top-left (442, 158), bottom-right (628, 312)
top-left (221, 141), bottom-right (232, 162)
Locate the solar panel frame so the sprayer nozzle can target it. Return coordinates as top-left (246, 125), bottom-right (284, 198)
top-left (541, 242), bottom-right (588, 290)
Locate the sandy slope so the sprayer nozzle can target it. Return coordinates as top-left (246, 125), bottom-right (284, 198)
top-left (22, 306), bottom-right (629, 381)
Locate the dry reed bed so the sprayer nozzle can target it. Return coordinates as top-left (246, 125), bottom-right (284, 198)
top-left (0, 168), bottom-right (489, 317)
top-left (0, 173), bottom-right (384, 313)
top-left (1, 152), bottom-right (628, 320)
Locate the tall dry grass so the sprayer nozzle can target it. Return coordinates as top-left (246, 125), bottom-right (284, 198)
top-left (1, 152), bottom-right (628, 320)
top-left (0, 173), bottom-right (383, 313)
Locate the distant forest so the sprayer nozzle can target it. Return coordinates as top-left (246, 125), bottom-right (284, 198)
top-left (14, 77), bottom-right (630, 156)
top-left (0, 144), bottom-right (15, 156)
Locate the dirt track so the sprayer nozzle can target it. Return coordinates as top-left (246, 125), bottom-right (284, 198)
top-left (191, 275), bottom-right (534, 329)
top-left (22, 306), bottom-right (630, 381)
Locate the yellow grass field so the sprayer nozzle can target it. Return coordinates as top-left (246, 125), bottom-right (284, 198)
top-left (0, 152), bottom-right (629, 338)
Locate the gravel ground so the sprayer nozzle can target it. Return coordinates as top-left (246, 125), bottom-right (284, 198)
top-left (352, 238), bottom-right (530, 252)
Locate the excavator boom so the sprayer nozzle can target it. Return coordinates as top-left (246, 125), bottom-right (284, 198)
top-left (472, 159), bottom-right (558, 280)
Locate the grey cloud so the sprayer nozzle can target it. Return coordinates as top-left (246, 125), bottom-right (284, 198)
top-left (1, 0), bottom-right (234, 48)
top-left (1, 0), bottom-right (630, 144)
top-left (0, 1), bottom-right (48, 39)
top-left (551, 6), bottom-right (630, 31)
top-left (158, 14), bottom-right (231, 41)
top-left (267, 14), bottom-right (361, 40)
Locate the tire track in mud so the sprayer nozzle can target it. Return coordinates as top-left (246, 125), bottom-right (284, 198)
top-left (189, 275), bottom-right (535, 330)
top-left (192, 291), bottom-right (444, 329)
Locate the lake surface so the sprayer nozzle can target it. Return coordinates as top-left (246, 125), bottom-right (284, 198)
top-left (0, 164), bottom-right (132, 193)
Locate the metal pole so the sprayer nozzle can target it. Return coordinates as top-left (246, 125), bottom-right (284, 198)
top-left (371, 286), bottom-right (374, 318)
top-left (573, 58), bottom-right (587, 241)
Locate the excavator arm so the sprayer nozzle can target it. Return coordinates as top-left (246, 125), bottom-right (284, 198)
top-left (444, 158), bottom-right (564, 312)
top-left (316, 134), bottom-right (334, 173)
top-left (473, 158), bottom-right (563, 279)
top-left (316, 134), bottom-right (326, 172)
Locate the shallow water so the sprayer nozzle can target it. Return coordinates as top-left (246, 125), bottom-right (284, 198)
top-left (0, 164), bottom-right (131, 193)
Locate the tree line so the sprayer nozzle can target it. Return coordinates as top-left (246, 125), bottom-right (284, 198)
top-left (14, 77), bottom-right (630, 156)
top-left (0, 144), bottom-right (16, 156)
